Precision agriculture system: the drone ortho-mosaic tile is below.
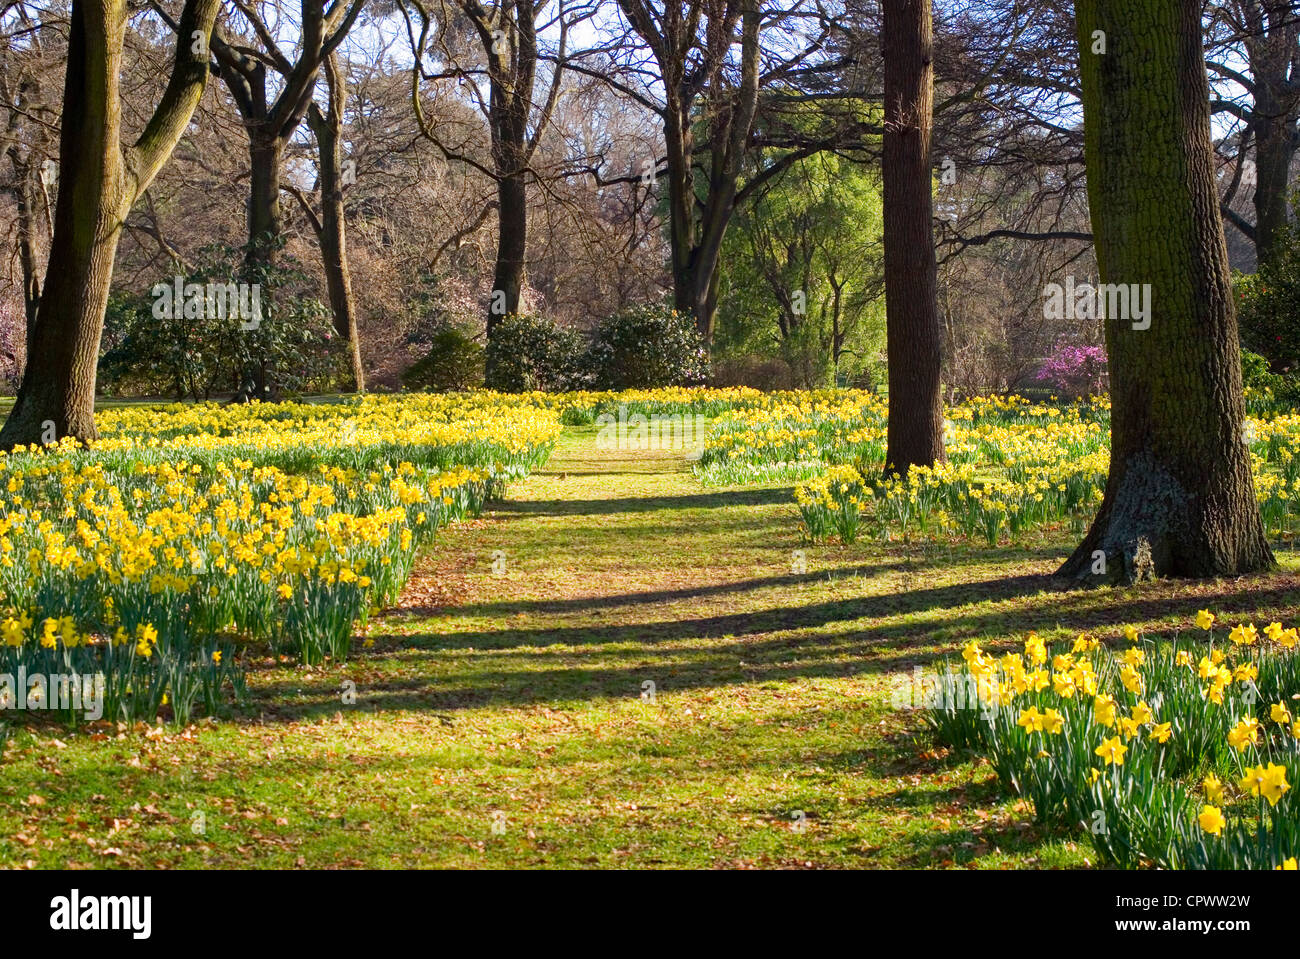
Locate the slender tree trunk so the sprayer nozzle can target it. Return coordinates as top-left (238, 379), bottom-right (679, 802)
top-left (237, 130), bottom-right (283, 399)
top-left (4, 74), bottom-right (50, 342)
top-left (1059, 0), bottom-right (1274, 582)
top-left (657, 2), bottom-right (760, 344)
top-left (307, 58), bottom-right (364, 392)
top-left (482, 13), bottom-right (533, 343)
top-left (882, 0), bottom-right (945, 477)
top-left (12, 155), bottom-right (44, 334)
top-left (1243, 12), bottom-right (1300, 269)
top-left (1252, 105), bottom-right (1294, 266)
top-left (663, 95), bottom-right (697, 330)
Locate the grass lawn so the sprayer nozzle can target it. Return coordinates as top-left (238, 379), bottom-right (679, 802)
top-left (4, 424), bottom-right (1300, 869)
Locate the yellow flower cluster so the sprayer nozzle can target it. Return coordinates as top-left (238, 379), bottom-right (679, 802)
top-left (0, 394), bottom-right (559, 721)
top-left (929, 616), bottom-right (1300, 869)
top-left (679, 390), bottom-right (1300, 546)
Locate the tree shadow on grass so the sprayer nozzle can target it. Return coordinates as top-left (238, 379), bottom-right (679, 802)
top-left (392, 565), bottom-right (1007, 619)
top-left (390, 568), bottom-right (1300, 659)
top-left (393, 547), bottom-right (1073, 620)
top-left (491, 487), bottom-right (796, 517)
top-left (390, 572), bottom-right (1069, 649)
top-left (238, 598), bottom-right (1081, 720)
top-left (231, 570), bottom-right (1300, 724)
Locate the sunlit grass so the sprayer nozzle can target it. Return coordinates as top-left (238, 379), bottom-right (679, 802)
top-left (3, 425), bottom-right (1298, 868)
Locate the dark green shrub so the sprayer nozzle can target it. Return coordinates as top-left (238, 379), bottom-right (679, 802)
top-left (99, 244), bottom-right (341, 400)
top-left (403, 326), bottom-right (485, 392)
top-left (485, 313), bottom-right (586, 392)
top-left (1237, 231), bottom-right (1300, 377)
top-left (586, 303), bottom-right (709, 390)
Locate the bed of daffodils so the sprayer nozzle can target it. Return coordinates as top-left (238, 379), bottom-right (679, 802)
top-left (921, 615), bottom-right (1300, 869)
top-left (695, 392), bottom-right (1111, 543)
top-left (0, 394), bottom-right (560, 725)
top-left (683, 390), bottom-right (1300, 546)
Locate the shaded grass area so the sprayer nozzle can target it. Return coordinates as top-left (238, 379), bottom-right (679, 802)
top-left (3, 425), bottom-right (1300, 868)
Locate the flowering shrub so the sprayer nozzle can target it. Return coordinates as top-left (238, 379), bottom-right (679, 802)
top-left (484, 313), bottom-right (587, 392)
top-left (1032, 344), bottom-right (1107, 398)
top-left (922, 617), bottom-right (1299, 869)
top-left (585, 303), bottom-right (710, 390)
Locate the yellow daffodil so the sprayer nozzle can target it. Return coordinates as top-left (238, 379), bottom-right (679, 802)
top-left (1229, 623), bottom-right (1258, 646)
top-left (1203, 773), bottom-right (1225, 804)
top-left (1095, 736), bottom-right (1127, 766)
top-left (1228, 717), bottom-right (1261, 752)
top-left (1198, 805), bottom-right (1226, 836)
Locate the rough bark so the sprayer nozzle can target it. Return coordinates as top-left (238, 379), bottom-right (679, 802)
top-left (0, 0), bottom-right (220, 449)
top-left (1059, 0), bottom-right (1274, 583)
top-left (247, 133), bottom-right (284, 267)
top-left (489, 173), bottom-right (527, 338)
top-left (882, 0), bottom-right (945, 476)
top-left (306, 56), bottom-right (364, 392)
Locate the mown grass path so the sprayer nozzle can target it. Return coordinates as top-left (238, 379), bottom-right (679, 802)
top-left (4, 427), bottom-right (1299, 868)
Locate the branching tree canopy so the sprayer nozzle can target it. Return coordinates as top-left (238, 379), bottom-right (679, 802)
top-left (401, 0), bottom-right (600, 341)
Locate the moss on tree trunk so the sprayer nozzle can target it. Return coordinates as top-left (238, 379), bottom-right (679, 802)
top-left (1060, 0), bottom-right (1274, 582)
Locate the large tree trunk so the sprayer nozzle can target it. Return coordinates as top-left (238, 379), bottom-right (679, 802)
top-left (0, 0), bottom-right (218, 449)
top-left (247, 130), bottom-right (284, 268)
top-left (2, 2), bottom-right (125, 446)
top-left (307, 58), bottom-right (364, 392)
top-left (488, 171), bottom-right (527, 337)
top-left (1059, 0), bottom-right (1274, 583)
top-left (2, 6), bottom-right (120, 445)
top-left (881, 0), bottom-right (945, 477)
